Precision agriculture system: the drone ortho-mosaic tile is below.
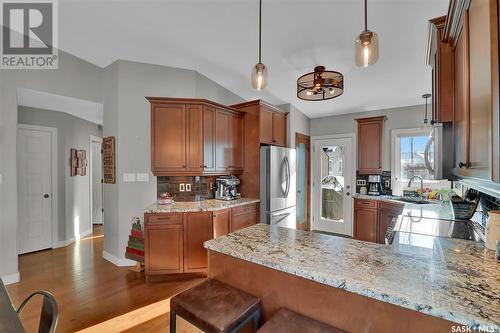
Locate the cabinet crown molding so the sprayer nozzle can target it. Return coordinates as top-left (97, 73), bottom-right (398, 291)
top-left (231, 99), bottom-right (289, 115)
top-left (146, 97), bottom-right (246, 115)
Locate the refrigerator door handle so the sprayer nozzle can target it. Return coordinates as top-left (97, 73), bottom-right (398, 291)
top-left (284, 156), bottom-right (291, 198)
top-left (280, 157), bottom-right (287, 197)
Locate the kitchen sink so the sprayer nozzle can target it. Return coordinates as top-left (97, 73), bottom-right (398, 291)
top-left (390, 196), bottom-right (433, 205)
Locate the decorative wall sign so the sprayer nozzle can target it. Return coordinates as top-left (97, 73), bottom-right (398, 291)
top-left (70, 149), bottom-right (87, 176)
top-left (102, 136), bottom-right (116, 184)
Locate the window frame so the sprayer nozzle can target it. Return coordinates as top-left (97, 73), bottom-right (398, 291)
top-left (391, 127), bottom-right (446, 196)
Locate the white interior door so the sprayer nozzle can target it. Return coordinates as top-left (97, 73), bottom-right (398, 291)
top-left (17, 127), bottom-right (53, 254)
top-left (91, 140), bottom-right (103, 224)
top-left (313, 137), bottom-right (354, 236)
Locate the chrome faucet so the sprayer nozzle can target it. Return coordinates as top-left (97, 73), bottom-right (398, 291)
top-left (407, 175), bottom-right (424, 189)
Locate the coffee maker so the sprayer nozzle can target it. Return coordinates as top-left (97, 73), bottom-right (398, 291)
top-left (367, 175), bottom-right (382, 196)
top-left (215, 176), bottom-right (241, 201)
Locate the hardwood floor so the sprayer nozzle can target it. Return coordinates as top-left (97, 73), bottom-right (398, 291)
top-left (6, 226), bottom-right (203, 332)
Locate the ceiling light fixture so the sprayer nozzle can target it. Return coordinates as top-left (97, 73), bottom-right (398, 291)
top-left (251, 0), bottom-right (268, 90)
top-left (297, 66), bottom-right (344, 101)
top-left (355, 0), bottom-right (379, 67)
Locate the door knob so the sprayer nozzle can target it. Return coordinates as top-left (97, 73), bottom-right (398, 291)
top-left (346, 185), bottom-right (351, 189)
top-left (43, 194), bottom-right (50, 198)
top-left (346, 192), bottom-right (351, 196)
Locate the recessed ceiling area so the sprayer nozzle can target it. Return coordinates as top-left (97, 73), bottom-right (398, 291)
top-left (59, 0), bottom-right (449, 118)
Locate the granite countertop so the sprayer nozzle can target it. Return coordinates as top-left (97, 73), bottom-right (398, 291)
top-left (353, 193), bottom-right (456, 220)
top-left (204, 224), bottom-right (500, 329)
top-left (144, 198), bottom-right (260, 213)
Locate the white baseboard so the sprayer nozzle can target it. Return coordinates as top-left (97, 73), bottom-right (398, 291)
top-left (1, 272), bottom-right (20, 285)
top-left (53, 228), bottom-right (93, 249)
top-left (103, 251), bottom-right (136, 267)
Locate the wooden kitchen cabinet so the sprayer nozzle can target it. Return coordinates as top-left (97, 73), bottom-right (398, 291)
top-left (356, 116), bottom-right (386, 175)
top-left (144, 202), bottom-right (258, 277)
top-left (145, 214), bottom-right (184, 275)
top-left (147, 97), bottom-right (246, 176)
top-left (203, 105), bottom-right (216, 172)
top-left (427, 16), bottom-right (453, 123)
top-left (184, 212), bottom-right (213, 273)
top-left (231, 100), bottom-right (289, 198)
top-left (377, 201), bottom-right (404, 244)
top-left (441, 0), bottom-right (500, 182)
top-left (213, 209), bottom-right (230, 238)
top-left (230, 203), bottom-right (259, 232)
top-left (150, 103), bottom-right (186, 173)
top-left (354, 199), bottom-right (403, 244)
top-left (354, 201), bottom-right (378, 243)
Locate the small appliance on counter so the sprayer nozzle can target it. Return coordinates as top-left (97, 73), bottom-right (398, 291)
top-left (367, 175), bottom-right (382, 196)
top-left (215, 176), bottom-right (241, 201)
top-left (157, 192), bottom-right (174, 205)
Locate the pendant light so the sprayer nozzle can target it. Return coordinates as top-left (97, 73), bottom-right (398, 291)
top-left (422, 93), bottom-right (433, 126)
top-left (355, 0), bottom-right (379, 67)
top-left (251, 0), bottom-right (268, 90)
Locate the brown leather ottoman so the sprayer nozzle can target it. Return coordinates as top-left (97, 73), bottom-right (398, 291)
top-left (170, 279), bottom-right (261, 333)
top-left (257, 308), bottom-right (346, 333)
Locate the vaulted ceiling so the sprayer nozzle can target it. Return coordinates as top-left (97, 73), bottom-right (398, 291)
top-left (59, 0), bottom-right (449, 118)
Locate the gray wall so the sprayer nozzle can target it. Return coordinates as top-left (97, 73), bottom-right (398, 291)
top-left (0, 51), bottom-right (103, 281)
top-left (279, 104), bottom-right (311, 148)
top-left (18, 107), bottom-right (102, 243)
top-left (310, 104), bottom-right (425, 170)
top-left (103, 60), bottom-right (244, 262)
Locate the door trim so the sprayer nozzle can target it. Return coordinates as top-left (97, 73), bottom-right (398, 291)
top-left (89, 135), bottom-right (103, 228)
top-left (17, 124), bottom-right (58, 250)
top-left (295, 132), bottom-right (310, 231)
top-left (310, 133), bottom-right (357, 235)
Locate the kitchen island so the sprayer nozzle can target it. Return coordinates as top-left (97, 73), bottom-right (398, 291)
top-left (204, 224), bottom-right (499, 333)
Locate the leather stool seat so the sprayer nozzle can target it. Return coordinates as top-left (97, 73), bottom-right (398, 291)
top-left (256, 308), bottom-right (346, 333)
top-left (170, 279), bottom-right (261, 333)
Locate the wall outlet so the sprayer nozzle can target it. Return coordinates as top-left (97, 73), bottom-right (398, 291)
top-left (384, 179), bottom-right (391, 188)
top-left (179, 183), bottom-right (185, 192)
top-left (123, 173), bottom-right (136, 182)
top-left (136, 173), bottom-right (149, 182)
top-left (185, 183), bottom-right (192, 192)
top-left (356, 179), bottom-right (366, 186)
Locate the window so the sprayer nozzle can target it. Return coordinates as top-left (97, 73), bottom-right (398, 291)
top-left (391, 127), bottom-right (446, 196)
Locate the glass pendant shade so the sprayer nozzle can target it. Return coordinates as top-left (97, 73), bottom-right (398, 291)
top-left (251, 62), bottom-right (268, 90)
top-left (355, 30), bottom-right (379, 67)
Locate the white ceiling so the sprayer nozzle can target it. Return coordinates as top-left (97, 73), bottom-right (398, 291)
top-left (58, 0), bottom-right (449, 118)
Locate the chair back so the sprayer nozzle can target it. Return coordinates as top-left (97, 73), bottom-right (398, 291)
top-left (17, 290), bottom-right (59, 333)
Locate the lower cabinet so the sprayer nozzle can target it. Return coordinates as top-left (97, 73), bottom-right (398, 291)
top-left (144, 203), bottom-right (258, 277)
top-left (354, 199), bottom-right (403, 244)
top-left (184, 212), bottom-right (213, 273)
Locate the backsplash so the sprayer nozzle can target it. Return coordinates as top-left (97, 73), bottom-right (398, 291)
top-left (157, 176), bottom-right (216, 202)
top-left (356, 171), bottom-right (392, 195)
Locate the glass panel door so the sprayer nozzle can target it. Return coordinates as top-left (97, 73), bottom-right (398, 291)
top-left (313, 137), bottom-right (353, 236)
top-left (297, 142), bottom-right (307, 227)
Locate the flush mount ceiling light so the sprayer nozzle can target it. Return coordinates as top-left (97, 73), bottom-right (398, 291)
top-left (297, 66), bottom-right (344, 101)
top-left (251, 0), bottom-right (268, 90)
top-left (355, 0), bottom-right (379, 67)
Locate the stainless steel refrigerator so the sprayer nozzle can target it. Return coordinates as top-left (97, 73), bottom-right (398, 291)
top-left (260, 146), bottom-right (297, 229)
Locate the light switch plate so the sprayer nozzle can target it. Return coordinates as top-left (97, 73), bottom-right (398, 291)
top-left (186, 183), bottom-right (192, 192)
top-left (136, 173), bottom-right (149, 182)
top-left (179, 184), bottom-right (185, 192)
top-left (123, 173), bottom-right (136, 182)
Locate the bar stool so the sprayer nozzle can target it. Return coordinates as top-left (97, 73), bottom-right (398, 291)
top-left (256, 308), bottom-right (346, 333)
top-left (170, 279), bottom-right (261, 333)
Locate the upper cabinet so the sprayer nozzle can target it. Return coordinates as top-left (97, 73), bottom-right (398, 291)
top-left (231, 100), bottom-right (289, 198)
top-left (147, 97), bottom-right (246, 176)
top-left (427, 16), bottom-right (453, 123)
top-left (233, 100), bottom-right (288, 147)
top-left (356, 116), bottom-right (386, 175)
top-left (441, 0), bottom-right (500, 182)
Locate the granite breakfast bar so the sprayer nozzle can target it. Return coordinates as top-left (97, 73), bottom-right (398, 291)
top-left (204, 224), bottom-right (500, 333)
